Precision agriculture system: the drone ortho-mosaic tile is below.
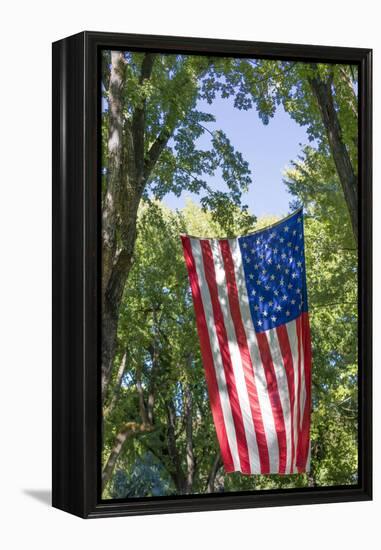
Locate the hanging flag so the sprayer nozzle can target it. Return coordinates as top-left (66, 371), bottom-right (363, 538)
top-left (181, 208), bottom-right (312, 475)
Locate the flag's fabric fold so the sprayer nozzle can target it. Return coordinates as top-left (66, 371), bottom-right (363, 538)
top-left (181, 209), bottom-right (312, 475)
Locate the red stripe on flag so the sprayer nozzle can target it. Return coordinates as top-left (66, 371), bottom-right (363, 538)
top-left (256, 331), bottom-right (288, 474)
top-left (200, 239), bottom-right (251, 474)
top-left (181, 236), bottom-right (234, 472)
top-left (276, 324), bottom-right (296, 474)
top-left (297, 312), bottom-right (312, 471)
top-left (295, 316), bottom-right (303, 473)
top-left (219, 239), bottom-right (270, 474)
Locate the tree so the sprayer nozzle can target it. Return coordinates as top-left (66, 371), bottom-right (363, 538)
top-left (102, 198), bottom-right (358, 496)
top-left (101, 52), bottom-right (259, 403)
top-left (102, 201), bottom-right (250, 492)
top-left (101, 56), bottom-right (359, 495)
top-left (284, 146), bottom-right (358, 487)
top-left (307, 66), bottom-right (358, 240)
top-left (243, 61), bottom-right (358, 240)
top-left (101, 55), bottom-right (359, 405)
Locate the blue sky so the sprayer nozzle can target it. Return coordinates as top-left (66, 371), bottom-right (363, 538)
top-left (102, 75), bottom-right (310, 219)
top-left (162, 95), bottom-right (309, 219)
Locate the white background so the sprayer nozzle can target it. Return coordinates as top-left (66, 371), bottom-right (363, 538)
top-left (0, 1), bottom-right (378, 548)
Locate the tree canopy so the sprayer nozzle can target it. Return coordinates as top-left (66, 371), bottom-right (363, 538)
top-left (102, 197), bottom-right (357, 497)
top-left (101, 53), bottom-right (358, 497)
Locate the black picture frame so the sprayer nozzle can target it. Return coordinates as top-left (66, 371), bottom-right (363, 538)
top-left (52, 31), bottom-right (372, 519)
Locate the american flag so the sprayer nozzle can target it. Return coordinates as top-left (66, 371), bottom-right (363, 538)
top-left (181, 209), bottom-right (312, 475)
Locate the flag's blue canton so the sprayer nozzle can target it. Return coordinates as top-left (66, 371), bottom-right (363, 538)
top-left (239, 210), bottom-right (308, 333)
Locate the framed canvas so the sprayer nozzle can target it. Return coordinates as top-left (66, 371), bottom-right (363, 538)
top-left (52, 31), bottom-right (372, 518)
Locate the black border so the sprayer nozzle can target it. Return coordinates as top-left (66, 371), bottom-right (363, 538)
top-left (52, 31), bottom-right (372, 518)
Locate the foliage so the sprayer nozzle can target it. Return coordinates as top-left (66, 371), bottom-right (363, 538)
top-left (103, 197), bottom-right (357, 498)
top-left (284, 149), bottom-right (358, 488)
top-left (101, 55), bottom-right (358, 498)
top-left (111, 454), bottom-right (174, 498)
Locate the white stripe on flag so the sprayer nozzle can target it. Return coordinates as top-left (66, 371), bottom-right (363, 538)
top-left (299, 324), bottom-right (306, 431)
top-left (286, 319), bottom-right (299, 473)
top-left (229, 239), bottom-right (279, 473)
top-left (190, 238), bottom-right (241, 471)
top-left (267, 328), bottom-right (293, 474)
top-left (210, 240), bottom-right (261, 473)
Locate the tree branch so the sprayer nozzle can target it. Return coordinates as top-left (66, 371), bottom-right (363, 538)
top-left (132, 53), bottom-right (157, 183)
top-left (308, 67), bottom-right (358, 243)
top-left (166, 399), bottom-right (185, 492)
top-left (206, 452), bottom-right (222, 493)
top-left (310, 300), bottom-right (356, 309)
top-left (102, 421), bottom-right (154, 489)
top-left (143, 124), bottom-right (173, 183)
top-left (184, 380), bottom-right (195, 492)
top-left (103, 349), bottom-right (128, 418)
top-left (136, 362), bottom-right (149, 426)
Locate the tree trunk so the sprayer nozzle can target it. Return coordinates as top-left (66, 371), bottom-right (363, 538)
top-left (101, 52), bottom-right (202, 402)
top-left (103, 349), bottom-right (128, 419)
top-left (102, 421), bottom-right (153, 489)
top-left (206, 453), bottom-right (222, 493)
top-left (101, 56), bottom-right (211, 490)
top-left (102, 186), bottom-right (141, 402)
top-left (102, 52), bottom-right (123, 301)
top-left (101, 53), bottom-right (156, 402)
top-left (102, 341), bottom-right (159, 491)
top-left (184, 383), bottom-right (195, 493)
top-left (308, 72), bottom-right (358, 243)
top-left (166, 400), bottom-right (186, 493)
